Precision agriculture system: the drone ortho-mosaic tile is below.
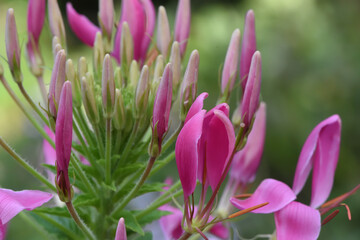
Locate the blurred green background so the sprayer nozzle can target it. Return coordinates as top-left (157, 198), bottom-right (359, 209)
top-left (0, 0), bottom-right (359, 239)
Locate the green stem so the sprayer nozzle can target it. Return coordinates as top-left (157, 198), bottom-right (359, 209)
top-left (0, 137), bottom-right (56, 192)
top-left (111, 156), bottom-right (156, 216)
top-left (36, 75), bottom-right (47, 106)
top-left (0, 76), bottom-right (54, 147)
top-left (19, 212), bottom-right (49, 239)
top-left (70, 154), bottom-right (97, 196)
top-left (161, 123), bottom-right (183, 153)
top-left (66, 201), bottom-right (96, 240)
top-left (105, 118), bottom-right (112, 184)
top-left (119, 121), bottom-right (139, 163)
top-left (136, 189), bottom-right (183, 219)
top-left (34, 212), bottom-right (82, 240)
top-left (18, 83), bottom-right (48, 124)
top-left (74, 107), bottom-right (96, 147)
top-left (94, 124), bottom-right (105, 157)
top-left (114, 130), bottom-right (122, 155)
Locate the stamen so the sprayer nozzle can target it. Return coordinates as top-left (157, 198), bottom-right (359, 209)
top-left (234, 193), bottom-right (252, 198)
top-left (228, 202), bottom-right (268, 219)
top-left (340, 203), bottom-right (352, 220)
top-left (322, 210), bottom-right (339, 226)
top-left (321, 184), bottom-right (360, 209)
top-left (195, 227), bottom-right (208, 240)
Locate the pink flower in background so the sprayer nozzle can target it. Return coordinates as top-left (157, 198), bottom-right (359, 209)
top-left (27, 0), bottom-right (46, 44)
top-left (174, 0), bottom-right (191, 57)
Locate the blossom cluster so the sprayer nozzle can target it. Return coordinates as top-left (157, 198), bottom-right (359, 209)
top-left (0, 0), bottom-right (358, 240)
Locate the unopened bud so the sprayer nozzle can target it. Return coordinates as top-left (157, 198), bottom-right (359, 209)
top-left (129, 60), bottom-right (140, 89)
top-left (26, 41), bottom-right (43, 77)
top-left (102, 54), bottom-right (115, 118)
top-left (66, 59), bottom-right (81, 107)
top-left (135, 65), bottom-right (150, 117)
top-left (78, 57), bottom-right (88, 81)
top-left (114, 67), bottom-right (124, 89)
top-left (120, 22), bottom-right (134, 67)
top-left (81, 74), bottom-right (100, 124)
top-left (170, 41), bottom-right (181, 91)
top-left (156, 6), bottom-right (171, 58)
top-left (52, 37), bottom-right (62, 58)
top-left (5, 9), bottom-right (22, 83)
top-left (48, 0), bottom-right (66, 47)
top-left (93, 32), bottom-right (105, 76)
top-left (152, 55), bottom-right (165, 92)
top-left (113, 89), bottom-right (126, 130)
top-left (99, 0), bottom-right (114, 39)
top-left (174, 0), bottom-right (191, 58)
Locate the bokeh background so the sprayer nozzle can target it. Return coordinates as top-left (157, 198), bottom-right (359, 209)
top-left (0, 0), bottom-right (359, 239)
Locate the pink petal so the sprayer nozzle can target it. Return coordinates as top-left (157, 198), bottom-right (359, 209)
top-left (66, 3), bottom-right (100, 47)
top-left (185, 92), bottom-right (208, 124)
top-left (209, 222), bottom-right (229, 239)
top-left (140, 0), bottom-right (156, 61)
top-left (240, 51), bottom-right (261, 130)
top-left (292, 115), bottom-right (341, 207)
top-left (240, 10), bottom-right (256, 92)
top-left (205, 110), bottom-right (235, 191)
top-left (43, 126), bottom-right (56, 166)
top-left (230, 178), bottom-right (296, 214)
top-left (115, 217), bottom-right (127, 240)
top-left (275, 201), bottom-right (321, 240)
top-left (99, 0), bottom-right (114, 37)
top-left (174, 0), bottom-right (191, 57)
top-left (311, 115), bottom-right (341, 208)
top-left (176, 110), bottom-right (205, 198)
top-left (159, 205), bottom-right (183, 240)
top-left (0, 188), bottom-right (52, 224)
top-left (27, 0), bottom-right (46, 44)
top-left (230, 102), bottom-right (266, 183)
top-left (0, 220), bottom-right (7, 240)
top-left (221, 29), bottom-right (240, 94)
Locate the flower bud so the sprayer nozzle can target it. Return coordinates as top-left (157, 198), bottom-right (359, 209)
top-left (152, 55), bottom-right (165, 92)
top-left (55, 81), bottom-right (73, 202)
top-left (78, 57), bottom-right (88, 81)
top-left (113, 89), bottom-right (126, 130)
top-left (27, 0), bottom-right (46, 44)
top-left (240, 10), bottom-right (256, 92)
top-left (66, 59), bottom-right (81, 108)
top-left (174, 0), bottom-right (191, 58)
top-left (81, 74), bottom-right (100, 124)
top-left (26, 41), bottom-right (43, 77)
top-left (180, 50), bottom-right (199, 121)
top-left (115, 217), bottom-right (127, 240)
top-left (128, 60), bottom-right (140, 89)
top-left (52, 37), bottom-right (62, 59)
top-left (102, 54), bottom-right (115, 118)
top-left (48, 0), bottom-right (66, 47)
top-left (93, 32), bottom-right (105, 76)
top-left (150, 63), bottom-right (173, 156)
top-left (99, 0), bottom-right (114, 38)
top-left (120, 22), bottom-right (134, 67)
top-left (240, 51), bottom-right (261, 131)
top-left (66, 3), bottom-right (100, 47)
top-left (221, 29), bottom-right (240, 99)
top-left (156, 6), bottom-right (171, 58)
top-left (135, 65), bottom-right (150, 117)
top-left (5, 9), bottom-right (22, 83)
top-left (169, 41), bottom-right (181, 91)
top-left (48, 50), bottom-right (66, 119)
top-left (114, 67), bottom-right (124, 89)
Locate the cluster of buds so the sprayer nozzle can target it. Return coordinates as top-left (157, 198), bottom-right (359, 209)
top-left (0, 0), bottom-right (358, 240)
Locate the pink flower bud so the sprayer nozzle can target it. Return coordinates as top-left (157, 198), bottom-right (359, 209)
top-left (180, 50), bottom-right (199, 112)
top-left (102, 54), bottom-right (115, 117)
top-left (221, 29), bottom-right (240, 96)
top-left (174, 0), bottom-right (191, 57)
top-left (135, 65), bottom-right (150, 115)
top-left (48, 50), bottom-right (66, 118)
top-left (230, 102), bottom-right (266, 183)
top-left (240, 51), bottom-right (261, 130)
top-left (5, 8), bottom-right (21, 83)
top-left (27, 0), bottom-right (46, 44)
top-left (240, 10), bottom-right (256, 92)
top-left (66, 3), bottom-right (100, 47)
top-left (115, 217), bottom-right (127, 240)
top-left (55, 81), bottom-right (73, 202)
top-left (48, 0), bottom-right (66, 46)
top-left (152, 63), bottom-right (173, 147)
top-left (99, 0), bottom-right (114, 37)
top-left (113, 0), bottom-right (155, 63)
top-left (157, 6), bottom-right (171, 58)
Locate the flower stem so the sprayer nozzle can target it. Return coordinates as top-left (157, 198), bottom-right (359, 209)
top-left (36, 75), bottom-right (48, 106)
top-left (111, 156), bottom-right (156, 216)
top-left (66, 201), bottom-right (96, 240)
top-left (0, 137), bottom-right (57, 192)
top-left (105, 118), bottom-right (112, 184)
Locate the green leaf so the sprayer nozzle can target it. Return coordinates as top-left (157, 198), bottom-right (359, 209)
top-left (33, 207), bottom-right (70, 218)
top-left (113, 162), bottom-right (145, 181)
top-left (73, 193), bottom-right (99, 207)
top-left (42, 164), bottom-right (56, 173)
top-left (135, 232), bottom-right (152, 240)
top-left (102, 181), bottom-right (117, 192)
top-left (113, 211), bottom-right (144, 236)
top-left (136, 209), bottom-right (171, 225)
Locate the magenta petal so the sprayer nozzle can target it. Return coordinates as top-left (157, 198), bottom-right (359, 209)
top-left (0, 188), bottom-right (52, 224)
top-left (140, 0), bottom-right (156, 61)
top-left (0, 219), bottom-right (6, 240)
top-left (66, 3), bottom-right (100, 47)
top-left (230, 102), bottom-right (266, 183)
top-left (205, 110), bottom-right (235, 191)
top-left (115, 217), bottom-right (127, 240)
top-left (174, 0), bottom-right (191, 57)
top-left (311, 115), bottom-right (341, 208)
top-left (176, 110), bottom-right (205, 198)
top-left (240, 10), bottom-right (256, 92)
top-left (27, 0), bottom-right (46, 43)
top-left (185, 92), bottom-right (208, 124)
top-left (275, 201), bottom-right (321, 240)
top-left (230, 178), bottom-right (296, 214)
top-left (209, 222), bottom-right (229, 239)
top-left (159, 205), bottom-right (183, 240)
top-left (43, 126), bottom-right (56, 166)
